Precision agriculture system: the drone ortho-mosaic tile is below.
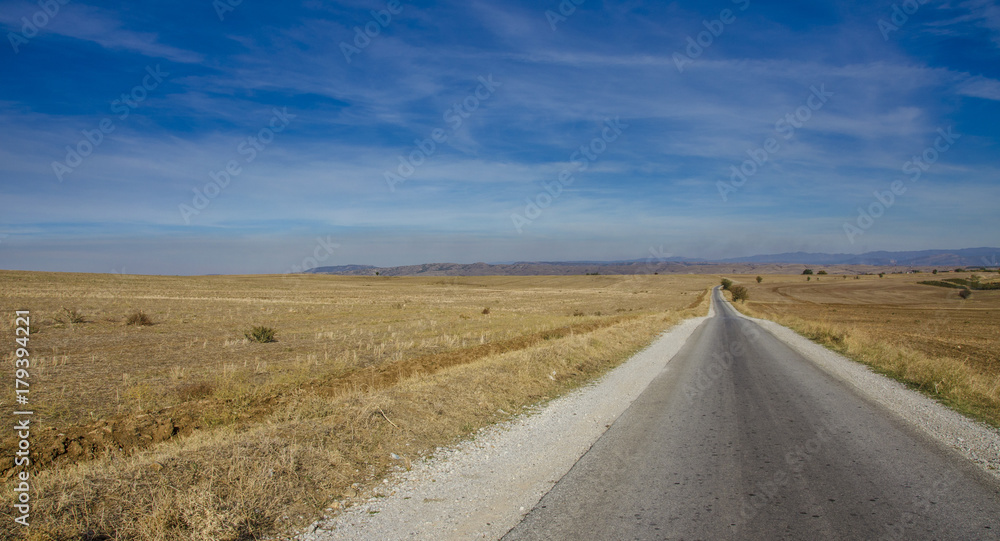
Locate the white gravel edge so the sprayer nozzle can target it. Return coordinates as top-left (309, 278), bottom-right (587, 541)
top-left (733, 309), bottom-right (1000, 480)
top-left (298, 304), bottom-right (715, 541)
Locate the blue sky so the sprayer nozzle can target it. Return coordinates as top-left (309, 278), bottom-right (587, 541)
top-left (1, 0), bottom-right (998, 274)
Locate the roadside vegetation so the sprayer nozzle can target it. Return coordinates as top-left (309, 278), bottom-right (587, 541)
top-left (729, 285), bottom-right (749, 302)
top-left (0, 271), bottom-right (714, 540)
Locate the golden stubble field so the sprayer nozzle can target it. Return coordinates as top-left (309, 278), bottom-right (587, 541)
top-left (723, 271), bottom-right (1000, 427)
top-left (0, 271), bottom-right (715, 540)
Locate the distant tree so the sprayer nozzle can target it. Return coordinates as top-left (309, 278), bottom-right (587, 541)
top-left (932, 269), bottom-right (938, 275)
top-left (730, 285), bottom-right (749, 302)
top-left (806, 276), bottom-right (811, 281)
top-left (959, 288), bottom-right (972, 299)
top-left (721, 278), bottom-right (733, 290)
top-left (756, 276), bottom-right (763, 284)
top-left (817, 270), bottom-right (828, 275)
top-left (879, 273), bottom-right (885, 278)
top-left (802, 269), bottom-right (814, 275)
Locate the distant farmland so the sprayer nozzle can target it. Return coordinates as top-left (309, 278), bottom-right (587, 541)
top-left (0, 271), bottom-right (714, 540)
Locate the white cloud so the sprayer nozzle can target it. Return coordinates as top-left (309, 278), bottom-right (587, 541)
top-left (955, 75), bottom-right (1000, 100)
top-left (0, 5), bottom-right (204, 63)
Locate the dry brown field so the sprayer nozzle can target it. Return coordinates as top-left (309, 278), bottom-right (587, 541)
top-left (723, 271), bottom-right (1000, 427)
top-left (0, 271), bottom-right (714, 540)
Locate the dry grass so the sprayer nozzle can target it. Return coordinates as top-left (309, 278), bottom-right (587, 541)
top-left (125, 310), bottom-right (154, 326)
top-left (0, 270), bottom-right (713, 540)
top-left (724, 272), bottom-right (1000, 427)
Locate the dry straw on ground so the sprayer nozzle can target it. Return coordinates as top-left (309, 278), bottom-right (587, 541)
top-left (0, 271), bottom-right (713, 540)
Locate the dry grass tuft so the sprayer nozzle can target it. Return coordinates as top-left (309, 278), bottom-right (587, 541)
top-left (126, 310), bottom-right (154, 326)
top-left (175, 382), bottom-right (215, 401)
top-left (61, 307), bottom-right (87, 324)
top-left (245, 325), bottom-right (277, 343)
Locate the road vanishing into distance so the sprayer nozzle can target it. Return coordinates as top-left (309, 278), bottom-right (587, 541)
top-left (503, 288), bottom-right (1000, 540)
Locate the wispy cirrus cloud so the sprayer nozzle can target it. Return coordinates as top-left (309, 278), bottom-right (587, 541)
top-left (0, 4), bottom-right (203, 63)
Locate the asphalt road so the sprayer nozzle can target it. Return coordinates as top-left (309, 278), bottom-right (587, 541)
top-left (502, 287), bottom-right (1000, 540)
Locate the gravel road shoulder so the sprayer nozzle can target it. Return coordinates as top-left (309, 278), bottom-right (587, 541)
top-left (298, 305), bottom-right (714, 541)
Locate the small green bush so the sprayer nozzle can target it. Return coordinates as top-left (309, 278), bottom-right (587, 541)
top-left (802, 269), bottom-right (813, 275)
top-left (755, 276), bottom-right (763, 284)
top-left (730, 285), bottom-right (749, 302)
top-left (817, 270), bottom-right (828, 275)
top-left (721, 278), bottom-right (733, 290)
top-left (245, 326), bottom-right (277, 343)
top-left (958, 288), bottom-right (972, 299)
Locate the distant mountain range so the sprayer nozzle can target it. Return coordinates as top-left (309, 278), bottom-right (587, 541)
top-left (303, 248), bottom-right (1000, 276)
top-left (715, 247), bottom-right (1000, 267)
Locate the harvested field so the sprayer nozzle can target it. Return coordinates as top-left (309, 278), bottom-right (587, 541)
top-left (0, 271), bottom-right (714, 540)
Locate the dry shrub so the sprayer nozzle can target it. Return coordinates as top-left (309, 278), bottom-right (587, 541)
top-left (126, 310), bottom-right (154, 326)
top-left (245, 326), bottom-right (277, 343)
top-left (61, 307), bottom-right (87, 324)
